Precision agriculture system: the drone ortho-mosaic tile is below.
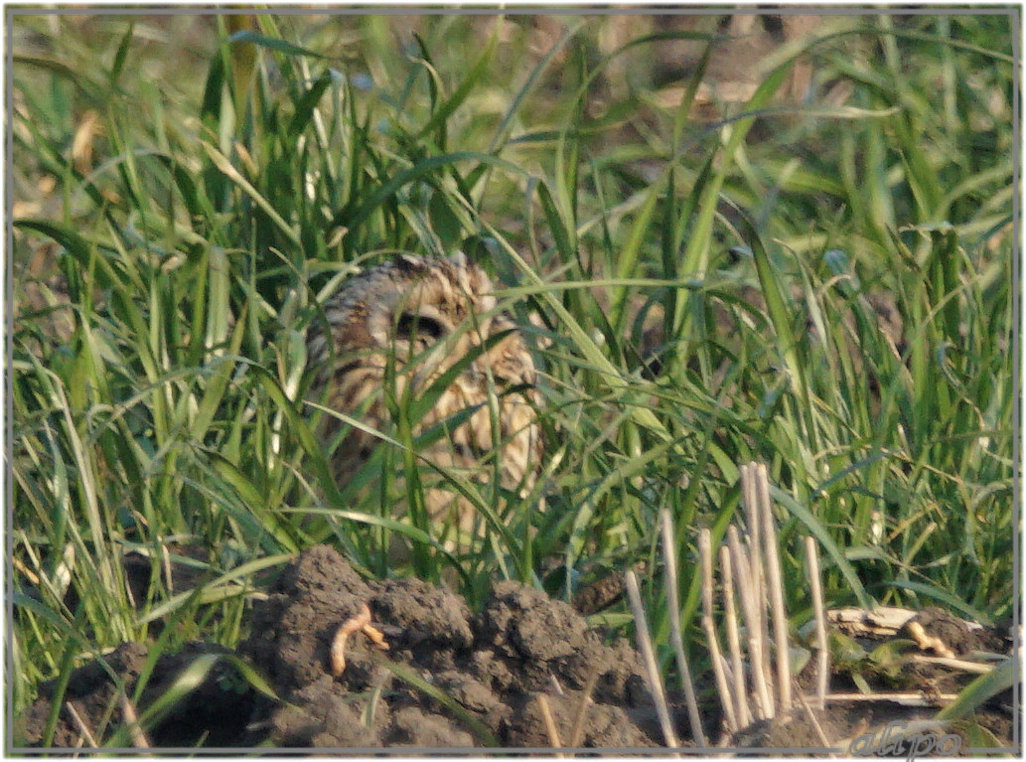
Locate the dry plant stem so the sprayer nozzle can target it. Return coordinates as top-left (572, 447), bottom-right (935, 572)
top-left (13, 556), bottom-right (40, 586)
top-left (567, 662), bottom-right (600, 749)
top-left (909, 655), bottom-right (994, 674)
top-left (741, 464), bottom-right (773, 700)
top-left (752, 468), bottom-right (775, 702)
top-left (821, 692), bottom-right (959, 705)
top-left (625, 570), bottom-right (680, 748)
top-left (727, 525), bottom-right (774, 720)
top-left (718, 655), bottom-right (738, 700)
top-left (549, 674), bottom-right (566, 697)
top-left (699, 528), bottom-right (738, 734)
top-left (757, 463), bottom-right (792, 713)
top-left (740, 465), bottom-right (761, 617)
top-left (161, 543), bottom-right (174, 595)
top-left (535, 694), bottom-right (563, 750)
top-left (659, 509), bottom-right (708, 747)
top-left (119, 692), bottom-right (151, 749)
top-left (719, 543), bottom-right (753, 729)
top-left (123, 565), bottom-right (138, 611)
top-left (64, 701), bottom-right (98, 748)
top-left (794, 685), bottom-right (834, 749)
top-left (805, 536), bottom-right (829, 710)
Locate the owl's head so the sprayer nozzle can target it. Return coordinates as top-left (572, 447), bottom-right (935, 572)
top-left (307, 252), bottom-right (525, 384)
top-left (366, 252), bottom-right (497, 355)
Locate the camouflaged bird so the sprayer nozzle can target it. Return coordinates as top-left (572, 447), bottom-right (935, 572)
top-left (306, 252), bottom-right (541, 535)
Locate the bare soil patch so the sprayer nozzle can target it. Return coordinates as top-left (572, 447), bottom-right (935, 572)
top-left (16, 545), bottom-right (1015, 752)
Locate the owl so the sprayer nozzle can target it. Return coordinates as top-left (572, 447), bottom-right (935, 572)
top-left (306, 252), bottom-right (541, 536)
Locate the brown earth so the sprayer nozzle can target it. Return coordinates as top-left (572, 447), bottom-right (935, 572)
top-left (17, 546), bottom-right (664, 749)
top-left (237, 545), bottom-right (660, 748)
top-left (15, 545), bottom-right (1015, 752)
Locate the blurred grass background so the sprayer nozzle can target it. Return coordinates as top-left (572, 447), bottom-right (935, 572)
top-left (9, 10), bottom-right (1015, 738)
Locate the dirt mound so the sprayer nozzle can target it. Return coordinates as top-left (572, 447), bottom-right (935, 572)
top-left (16, 546), bottom-right (1014, 751)
top-left (239, 544), bottom-right (659, 748)
top-left (15, 546), bottom-right (667, 750)
top-left (16, 640), bottom-right (256, 748)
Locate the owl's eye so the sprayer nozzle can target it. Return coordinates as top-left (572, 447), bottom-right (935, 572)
top-left (395, 312), bottom-right (447, 342)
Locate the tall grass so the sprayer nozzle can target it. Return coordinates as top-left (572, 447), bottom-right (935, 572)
top-left (10, 11), bottom-right (1015, 740)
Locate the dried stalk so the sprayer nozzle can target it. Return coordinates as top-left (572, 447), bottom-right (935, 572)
top-left (12, 556), bottom-right (40, 586)
top-left (805, 536), bottom-right (829, 710)
top-left (794, 686), bottom-right (833, 748)
top-left (567, 663), bottom-right (600, 748)
top-left (820, 692), bottom-right (959, 705)
top-left (119, 692), bottom-right (151, 749)
top-left (741, 464), bottom-right (760, 572)
top-left (908, 655), bottom-right (995, 674)
top-left (64, 701), bottom-right (98, 748)
top-left (718, 655), bottom-right (738, 701)
top-left (659, 509), bottom-right (708, 747)
top-left (741, 464), bottom-right (774, 702)
top-left (536, 694), bottom-right (563, 750)
top-left (161, 543), bottom-right (174, 596)
top-left (625, 570), bottom-right (679, 747)
top-left (719, 543), bottom-right (753, 729)
top-left (757, 463), bottom-right (792, 713)
top-left (549, 674), bottom-right (566, 697)
top-left (728, 525), bottom-right (774, 720)
top-left (699, 528), bottom-right (737, 733)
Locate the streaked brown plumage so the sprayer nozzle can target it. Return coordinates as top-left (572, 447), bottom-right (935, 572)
top-left (306, 253), bottom-right (541, 534)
